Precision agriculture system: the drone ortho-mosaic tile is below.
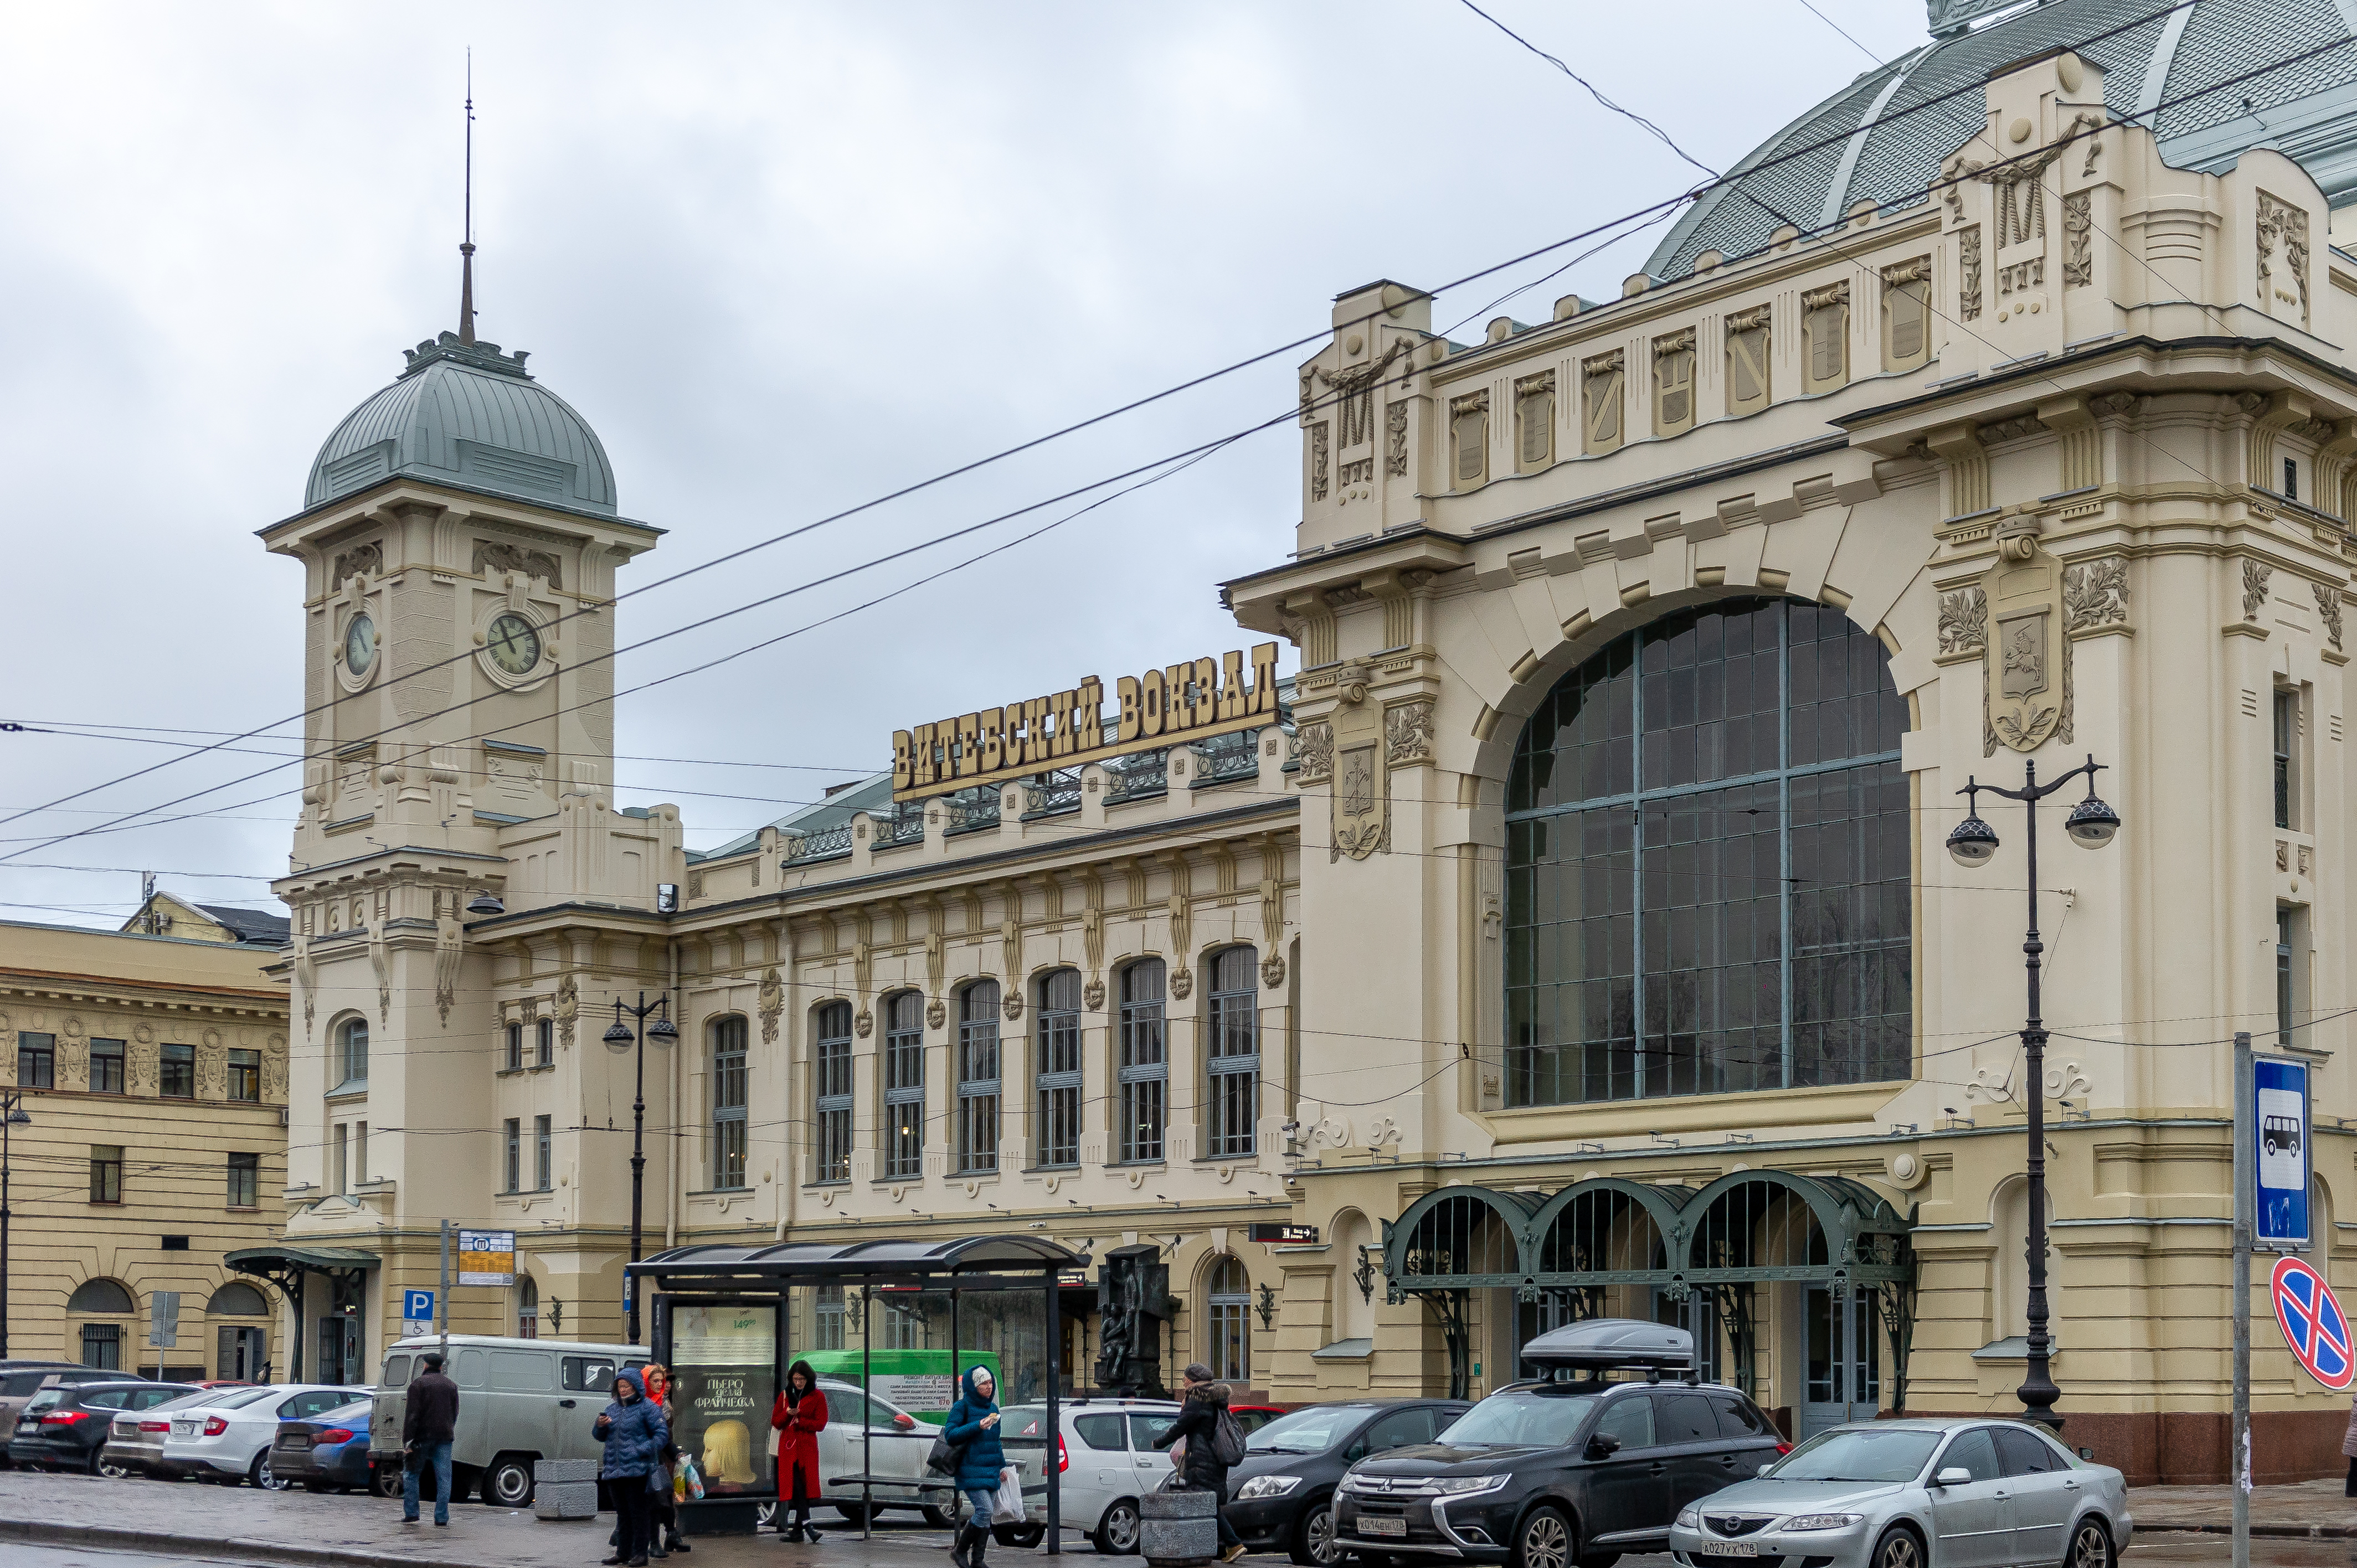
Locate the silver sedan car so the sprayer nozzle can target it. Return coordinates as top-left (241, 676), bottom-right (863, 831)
top-left (1668, 1418), bottom-right (2130, 1568)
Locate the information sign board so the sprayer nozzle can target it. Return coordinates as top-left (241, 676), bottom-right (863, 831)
top-left (2255, 1055), bottom-right (2312, 1250)
top-left (457, 1229), bottom-right (517, 1286)
top-left (147, 1291), bottom-right (180, 1349)
top-left (403, 1289), bottom-right (436, 1322)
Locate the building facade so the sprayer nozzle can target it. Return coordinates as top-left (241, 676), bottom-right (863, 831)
top-left (0, 919), bottom-right (289, 1379)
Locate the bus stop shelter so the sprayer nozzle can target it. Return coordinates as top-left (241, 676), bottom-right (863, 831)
top-left (626, 1234), bottom-right (1086, 1546)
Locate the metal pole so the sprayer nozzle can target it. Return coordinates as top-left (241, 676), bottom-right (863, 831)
top-left (950, 1283), bottom-right (964, 1536)
top-left (1046, 1265), bottom-right (1061, 1555)
top-left (2018, 760), bottom-right (2062, 1430)
top-left (861, 1286), bottom-right (873, 1544)
top-left (2232, 1030), bottom-right (2254, 1568)
top-left (439, 1219), bottom-right (451, 1358)
top-left (629, 994), bottom-right (648, 1344)
top-left (1, 1095), bottom-right (14, 1361)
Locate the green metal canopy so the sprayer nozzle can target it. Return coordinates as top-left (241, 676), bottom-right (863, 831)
top-left (225, 1245), bottom-right (378, 1384)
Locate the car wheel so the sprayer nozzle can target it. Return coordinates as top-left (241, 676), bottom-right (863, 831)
top-left (925, 1505), bottom-right (956, 1528)
top-left (1094, 1498), bottom-right (1144, 1555)
top-left (1512, 1506), bottom-right (1573, 1568)
top-left (369, 1462), bottom-right (402, 1500)
top-left (95, 1448), bottom-right (136, 1480)
top-left (2068, 1519), bottom-right (2114, 1568)
top-left (1291, 1498), bottom-right (1338, 1566)
top-left (830, 1501), bottom-right (866, 1525)
top-left (481, 1454), bottom-right (536, 1508)
top-left (1871, 1525), bottom-right (1925, 1568)
top-left (997, 1523), bottom-right (1048, 1549)
top-left (250, 1450), bottom-right (289, 1491)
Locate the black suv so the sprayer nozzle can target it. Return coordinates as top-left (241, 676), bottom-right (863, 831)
top-left (8, 1379), bottom-right (193, 1475)
top-left (1332, 1378), bottom-right (1783, 1568)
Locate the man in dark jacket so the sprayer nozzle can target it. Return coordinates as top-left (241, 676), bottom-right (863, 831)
top-left (402, 1350), bottom-right (461, 1527)
top-left (1155, 1364), bottom-right (1245, 1563)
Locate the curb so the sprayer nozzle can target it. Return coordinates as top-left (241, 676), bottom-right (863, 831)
top-left (0, 1515), bottom-right (522, 1567)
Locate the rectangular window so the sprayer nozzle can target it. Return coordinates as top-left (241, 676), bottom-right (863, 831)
top-left (333, 1123), bottom-right (348, 1196)
top-left (81, 1323), bottom-right (121, 1371)
top-left (354, 1121), bottom-right (367, 1184)
top-left (2286, 456), bottom-right (2300, 501)
top-left (1582, 350), bottom-right (1625, 454)
top-left (883, 992), bottom-right (925, 1180)
top-left (712, 1016), bottom-right (748, 1190)
top-left (957, 982), bottom-right (1001, 1175)
top-left (227, 1049), bottom-right (260, 1103)
top-left (1882, 259), bottom-right (1932, 370)
top-left (537, 1017), bottom-right (554, 1068)
top-left (503, 1118), bottom-right (520, 1193)
top-left (227, 1152), bottom-right (260, 1209)
top-left (16, 1033), bottom-right (54, 1090)
top-left (814, 1285), bottom-right (847, 1350)
top-left (158, 1043), bottom-right (194, 1099)
top-left (1653, 331), bottom-right (1695, 436)
top-left (90, 1144), bottom-right (123, 1204)
top-left (1804, 282), bottom-right (1850, 392)
top-left (1206, 948), bottom-right (1260, 1158)
top-left (2275, 689), bottom-right (2297, 830)
top-left (1450, 392), bottom-right (1489, 487)
top-left (815, 1002), bottom-right (855, 1183)
top-left (505, 1022), bottom-right (523, 1071)
top-left (1036, 971), bottom-right (1083, 1169)
top-left (536, 1114), bottom-right (553, 1191)
top-left (1515, 372), bottom-right (1555, 471)
top-left (1119, 960), bottom-right (1168, 1163)
top-left (89, 1038), bottom-right (125, 1095)
top-left (1726, 307), bottom-right (1772, 414)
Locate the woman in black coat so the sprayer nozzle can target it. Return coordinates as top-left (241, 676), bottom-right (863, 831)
top-left (1154, 1364), bottom-right (1245, 1562)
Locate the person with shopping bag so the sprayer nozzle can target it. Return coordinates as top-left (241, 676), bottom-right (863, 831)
top-left (593, 1368), bottom-right (671, 1568)
top-left (769, 1359), bottom-right (830, 1543)
top-left (940, 1365), bottom-right (1010, 1568)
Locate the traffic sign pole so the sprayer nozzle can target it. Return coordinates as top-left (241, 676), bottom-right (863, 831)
top-left (2232, 1031), bottom-right (2252, 1568)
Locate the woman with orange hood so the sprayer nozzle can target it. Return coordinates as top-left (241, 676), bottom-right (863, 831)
top-left (768, 1360), bottom-right (828, 1542)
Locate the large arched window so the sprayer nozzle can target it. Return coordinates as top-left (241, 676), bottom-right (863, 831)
top-left (1505, 597), bottom-right (1909, 1105)
top-left (1035, 969), bottom-right (1083, 1169)
top-left (882, 991), bottom-right (925, 1180)
top-left (956, 980), bottom-right (1002, 1174)
top-left (333, 1018), bottom-right (368, 1092)
top-left (711, 1015), bottom-right (748, 1190)
top-left (1206, 1256), bottom-right (1252, 1383)
top-left (1119, 960), bottom-right (1167, 1163)
top-left (813, 1001), bottom-right (855, 1183)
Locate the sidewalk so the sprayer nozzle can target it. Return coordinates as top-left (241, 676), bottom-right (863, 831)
top-left (2128, 1477), bottom-right (2354, 1539)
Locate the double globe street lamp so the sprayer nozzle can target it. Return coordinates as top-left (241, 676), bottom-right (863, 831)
top-left (1944, 755), bottom-right (2121, 1431)
top-left (604, 994), bottom-right (677, 1344)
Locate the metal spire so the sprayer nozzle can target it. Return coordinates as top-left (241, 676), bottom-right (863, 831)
top-left (459, 51), bottom-right (477, 346)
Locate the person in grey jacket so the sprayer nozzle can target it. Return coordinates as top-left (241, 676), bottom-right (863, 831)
top-left (595, 1368), bottom-right (671, 1567)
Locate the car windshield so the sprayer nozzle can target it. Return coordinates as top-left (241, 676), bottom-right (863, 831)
top-left (1248, 1405), bottom-right (1371, 1453)
top-left (1437, 1391), bottom-right (1599, 1449)
top-left (1769, 1429), bottom-right (1942, 1482)
top-left (215, 1388), bottom-right (281, 1411)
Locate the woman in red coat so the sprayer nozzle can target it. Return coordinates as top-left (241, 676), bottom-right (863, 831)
top-left (770, 1359), bottom-right (828, 1543)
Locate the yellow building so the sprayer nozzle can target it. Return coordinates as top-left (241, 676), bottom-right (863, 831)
top-left (0, 919), bottom-right (289, 1378)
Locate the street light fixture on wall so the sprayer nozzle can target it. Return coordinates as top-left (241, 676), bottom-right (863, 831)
top-left (1, 1093), bottom-right (29, 1360)
top-left (605, 993), bottom-right (679, 1343)
top-left (1943, 755), bottom-right (2121, 1431)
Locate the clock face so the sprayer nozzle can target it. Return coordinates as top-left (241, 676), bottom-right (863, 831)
top-left (486, 613), bottom-right (543, 676)
top-left (343, 613), bottom-right (377, 677)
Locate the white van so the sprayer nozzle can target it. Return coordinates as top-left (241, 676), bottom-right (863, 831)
top-left (368, 1334), bottom-right (646, 1507)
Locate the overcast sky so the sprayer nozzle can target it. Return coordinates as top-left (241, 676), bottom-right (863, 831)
top-left (0, 0), bottom-right (1933, 930)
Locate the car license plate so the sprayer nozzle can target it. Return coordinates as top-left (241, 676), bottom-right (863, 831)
top-left (172, 1421), bottom-right (194, 1435)
top-left (1697, 1543), bottom-right (1757, 1557)
top-left (13, 1421), bottom-right (33, 1435)
top-left (1358, 1518), bottom-right (1407, 1538)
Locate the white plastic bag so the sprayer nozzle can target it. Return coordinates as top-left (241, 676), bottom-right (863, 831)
top-left (992, 1466), bottom-right (1025, 1524)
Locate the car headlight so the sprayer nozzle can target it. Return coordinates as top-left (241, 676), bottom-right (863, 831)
top-left (1237, 1476), bottom-right (1303, 1499)
top-left (1783, 1514), bottom-right (1865, 1531)
top-left (1676, 1507), bottom-right (1700, 1530)
top-left (1432, 1474), bottom-right (1512, 1497)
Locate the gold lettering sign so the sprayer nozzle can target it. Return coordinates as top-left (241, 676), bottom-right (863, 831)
top-left (893, 643), bottom-right (1281, 801)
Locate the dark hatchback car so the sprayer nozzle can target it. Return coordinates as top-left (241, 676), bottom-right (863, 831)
top-left (1229, 1399), bottom-right (1473, 1564)
top-left (8, 1380), bottom-right (193, 1474)
top-left (1334, 1379), bottom-right (1785, 1568)
top-left (271, 1396), bottom-right (373, 1492)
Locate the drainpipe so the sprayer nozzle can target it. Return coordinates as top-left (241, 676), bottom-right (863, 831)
top-left (666, 935), bottom-right (680, 1250)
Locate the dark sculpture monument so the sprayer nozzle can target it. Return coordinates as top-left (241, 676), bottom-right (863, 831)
top-left (1095, 1242), bottom-right (1171, 1398)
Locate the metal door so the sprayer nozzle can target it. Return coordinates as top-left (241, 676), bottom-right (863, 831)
top-left (1798, 1287), bottom-right (1877, 1438)
top-left (1992, 1426), bottom-right (2074, 1562)
top-left (1924, 1428), bottom-right (2011, 1568)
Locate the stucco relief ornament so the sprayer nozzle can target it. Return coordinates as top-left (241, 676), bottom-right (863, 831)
top-left (1331, 742), bottom-right (1390, 863)
top-left (855, 1009), bottom-right (873, 1039)
top-left (1938, 586), bottom-right (1987, 656)
top-left (926, 999), bottom-right (946, 1031)
top-left (1295, 721), bottom-right (1335, 785)
top-left (1083, 978), bottom-right (1106, 1011)
top-left (1965, 1061), bottom-right (2019, 1106)
top-left (1363, 1116), bottom-right (1403, 1148)
top-left (293, 933), bottom-right (317, 1038)
top-left (2062, 558), bottom-right (2129, 631)
top-left (433, 899), bottom-right (464, 1027)
top-left (1260, 952), bottom-right (1287, 989)
top-left (555, 972), bottom-right (579, 1050)
top-left (367, 922), bottom-right (390, 1024)
top-left (1980, 522), bottom-right (2074, 755)
top-left (2243, 559), bottom-right (2273, 621)
top-left (1383, 700), bottom-right (1435, 766)
top-left (2316, 582), bottom-right (2345, 651)
top-left (2062, 192), bottom-right (2092, 288)
top-left (758, 967), bottom-right (784, 1044)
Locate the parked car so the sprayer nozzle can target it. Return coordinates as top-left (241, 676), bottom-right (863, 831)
top-left (999, 1397), bottom-right (1182, 1554)
top-left (270, 1396), bottom-right (374, 1493)
top-left (369, 1333), bottom-right (645, 1507)
top-left (1665, 1419), bottom-right (2132, 1568)
top-left (1227, 1399), bottom-right (1473, 1565)
top-left (8, 1380), bottom-right (193, 1474)
top-left (159, 1384), bottom-right (366, 1488)
top-left (105, 1387), bottom-right (253, 1479)
top-left (749, 1376), bottom-right (947, 1530)
top-left (0, 1363), bottom-right (117, 1462)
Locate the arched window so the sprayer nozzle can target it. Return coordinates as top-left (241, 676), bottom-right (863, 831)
top-left (882, 991), bottom-right (925, 1180)
top-left (1119, 960), bottom-right (1167, 1163)
top-left (68, 1278), bottom-right (132, 1370)
top-left (206, 1282), bottom-right (268, 1316)
top-left (813, 1001), bottom-right (855, 1183)
top-left (957, 981), bottom-right (1001, 1174)
top-left (1505, 597), bottom-right (1910, 1105)
top-left (68, 1278), bottom-right (135, 1314)
top-left (1206, 1256), bottom-right (1252, 1383)
top-left (711, 1016), bottom-right (748, 1190)
top-left (518, 1276), bottom-right (540, 1340)
top-left (1206, 948), bottom-right (1259, 1158)
top-left (334, 1018), bottom-right (368, 1092)
top-left (1035, 969), bottom-right (1083, 1169)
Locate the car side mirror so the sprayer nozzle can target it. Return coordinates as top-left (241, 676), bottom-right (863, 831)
top-left (1934, 1468), bottom-right (1972, 1488)
top-left (894, 1413), bottom-right (917, 1430)
top-left (1585, 1433), bottom-right (1622, 1460)
top-left (1757, 1463), bottom-right (1773, 1477)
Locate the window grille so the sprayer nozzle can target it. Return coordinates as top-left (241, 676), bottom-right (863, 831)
top-left (712, 1016), bottom-right (749, 1189)
top-left (1206, 948), bottom-right (1260, 1158)
top-left (1036, 969), bottom-right (1083, 1168)
top-left (815, 1002), bottom-right (855, 1182)
top-left (81, 1323), bottom-right (121, 1370)
top-left (958, 981), bottom-right (1001, 1174)
top-left (1119, 960), bottom-right (1167, 1163)
top-left (883, 992), bottom-right (925, 1180)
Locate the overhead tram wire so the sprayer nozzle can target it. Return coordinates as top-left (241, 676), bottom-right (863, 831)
top-left (0, 0), bottom-right (2216, 838)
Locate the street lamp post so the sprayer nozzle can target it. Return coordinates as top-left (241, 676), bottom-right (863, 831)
top-left (604, 993), bottom-right (678, 1344)
top-left (1, 1092), bottom-right (29, 1360)
top-left (1944, 755), bottom-right (2121, 1431)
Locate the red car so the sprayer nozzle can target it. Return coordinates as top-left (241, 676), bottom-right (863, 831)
top-left (1229, 1404), bottom-right (1289, 1435)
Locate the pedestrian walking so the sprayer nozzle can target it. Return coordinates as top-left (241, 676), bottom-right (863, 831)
top-left (641, 1364), bottom-right (691, 1559)
top-left (1155, 1363), bottom-right (1247, 1563)
top-left (595, 1368), bottom-right (672, 1567)
top-left (769, 1359), bottom-right (830, 1543)
top-left (2343, 1384), bottom-right (2357, 1496)
top-left (941, 1365), bottom-right (1009, 1568)
top-left (400, 1349), bottom-right (459, 1528)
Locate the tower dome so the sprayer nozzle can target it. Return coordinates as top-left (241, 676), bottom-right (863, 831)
top-left (305, 331), bottom-right (619, 517)
top-left (1645, 0), bottom-right (2357, 281)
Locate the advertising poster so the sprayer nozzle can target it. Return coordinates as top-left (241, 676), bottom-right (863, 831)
top-left (670, 1304), bottom-right (777, 1495)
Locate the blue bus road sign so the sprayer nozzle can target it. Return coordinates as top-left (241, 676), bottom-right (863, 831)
top-left (2256, 1055), bottom-right (2312, 1251)
top-left (403, 1289), bottom-right (436, 1321)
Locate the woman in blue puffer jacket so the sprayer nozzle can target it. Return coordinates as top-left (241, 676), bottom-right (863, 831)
top-left (940, 1365), bottom-right (1007, 1568)
top-left (594, 1368), bottom-right (671, 1567)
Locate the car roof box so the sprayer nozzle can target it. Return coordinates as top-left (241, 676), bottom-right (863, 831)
top-left (1519, 1317), bottom-right (1693, 1370)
